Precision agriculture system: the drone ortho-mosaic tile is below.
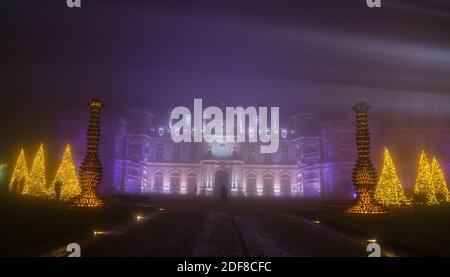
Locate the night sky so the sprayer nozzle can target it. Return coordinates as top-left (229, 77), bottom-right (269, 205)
top-left (1, 0), bottom-right (450, 160)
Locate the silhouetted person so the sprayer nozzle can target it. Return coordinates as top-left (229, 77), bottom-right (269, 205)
top-left (54, 180), bottom-right (63, 201)
top-left (221, 185), bottom-right (227, 201)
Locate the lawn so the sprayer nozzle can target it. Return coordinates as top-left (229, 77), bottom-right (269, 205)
top-left (0, 192), bottom-right (156, 256)
top-left (295, 205), bottom-right (450, 256)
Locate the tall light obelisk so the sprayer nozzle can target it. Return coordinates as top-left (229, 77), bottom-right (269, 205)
top-left (347, 102), bottom-right (385, 214)
top-left (74, 99), bottom-right (105, 207)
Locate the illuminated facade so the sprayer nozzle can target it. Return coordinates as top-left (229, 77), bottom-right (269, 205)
top-left (57, 106), bottom-right (450, 200)
top-left (112, 112), bottom-right (353, 198)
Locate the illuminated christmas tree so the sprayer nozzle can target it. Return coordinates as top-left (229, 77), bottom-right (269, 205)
top-left (412, 152), bottom-right (437, 205)
top-left (24, 144), bottom-right (48, 197)
top-left (50, 145), bottom-right (81, 201)
top-left (73, 99), bottom-right (105, 207)
top-left (374, 148), bottom-right (407, 206)
top-left (431, 157), bottom-right (449, 204)
top-left (347, 102), bottom-right (385, 214)
top-left (8, 148), bottom-right (29, 194)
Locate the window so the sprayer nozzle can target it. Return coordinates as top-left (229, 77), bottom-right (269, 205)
top-left (248, 145), bottom-right (256, 161)
top-left (173, 144), bottom-right (180, 161)
top-left (246, 173), bottom-right (257, 196)
top-left (263, 173), bottom-right (274, 196)
top-left (156, 144), bottom-right (164, 160)
top-left (281, 146), bottom-right (289, 162)
top-left (264, 153), bottom-right (272, 163)
top-left (189, 144), bottom-right (197, 161)
top-left (170, 171), bottom-right (181, 193)
top-left (280, 173), bottom-right (291, 196)
top-left (129, 142), bottom-right (141, 156)
top-left (187, 172), bottom-right (197, 195)
top-left (153, 171), bottom-right (164, 193)
top-left (303, 144), bottom-right (317, 163)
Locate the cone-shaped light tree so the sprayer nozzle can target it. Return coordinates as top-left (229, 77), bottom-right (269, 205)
top-left (24, 144), bottom-right (48, 197)
top-left (413, 152), bottom-right (437, 205)
top-left (8, 148), bottom-right (29, 194)
top-left (375, 147), bottom-right (408, 206)
top-left (431, 157), bottom-right (449, 204)
top-left (347, 102), bottom-right (385, 214)
top-left (50, 145), bottom-right (81, 201)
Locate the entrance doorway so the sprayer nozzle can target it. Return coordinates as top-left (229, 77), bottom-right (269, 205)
top-left (214, 170), bottom-right (229, 197)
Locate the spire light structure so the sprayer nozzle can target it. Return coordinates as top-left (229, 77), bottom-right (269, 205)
top-left (73, 99), bottom-right (105, 207)
top-left (347, 102), bottom-right (385, 214)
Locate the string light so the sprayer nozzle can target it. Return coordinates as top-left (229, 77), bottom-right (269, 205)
top-left (431, 156), bottom-right (449, 204)
top-left (347, 102), bottom-right (385, 214)
top-left (8, 148), bottom-right (29, 194)
top-left (24, 144), bottom-right (49, 198)
top-left (374, 147), bottom-right (408, 206)
top-left (50, 145), bottom-right (81, 201)
top-left (412, 151), bottom-right (438, 205)
top-left (73, 99), bottom-right (105, 208)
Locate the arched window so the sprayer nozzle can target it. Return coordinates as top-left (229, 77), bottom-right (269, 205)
top-left (246, 173), bottom-right (257, 196)
top-left (129, 142), bottom-right (141, 156)
top-left (307, 172), bottom-right (317, 180)
top-left (263, 173), bottom-right (274, 196)
top-left (281, 145), bottom-right (289, 162)
top-left (304, 145), bottom-right (316, 155)
top-left (187, 171), bottom-right (198, 195)
top-left (153, 171), bottom-right (164, 193)
top-left (170, 171), bottom-right (181, 193)
top-left (280, 173), bottom-right (291, 196)
top-left (303, 144), bottom-right (318, 163)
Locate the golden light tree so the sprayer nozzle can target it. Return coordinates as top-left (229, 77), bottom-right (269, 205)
top-left (24, 143), bottom-right (48, 197)
top-left (347, 102), bottom-right (385, 214)
top-left (431, 157), bottom-right (449, 204)
top-left (73, 99), bottom-right (105, 207)
top-left (8, 148), bottom-right (29, 194)
top-left (50, 145), bottom-right (81, 201)
top-left (412, 151), bottom-right (437, 205)
top-left (375, 147), bottom-right (408, 206)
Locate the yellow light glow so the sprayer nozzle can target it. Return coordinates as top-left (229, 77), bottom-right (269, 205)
top-left (347, 102), bottom-right (385, 215)
top-left (74, 99), bottom-right (105, 208)
top-left (8, 149), bottom-right (29, 194)
top-left (50, 145), bottom-right (81, 201)
top-left (24, 144), bottom-right (49, 198)
top-left (312, 220), bottom-right (320, 224)
top-left (431, 157), bottom-right (450, 204)
top-left (413, 152), bottom-right (438, 205)
top-left (374, 147), bottom-right (408, 207)
top-left (93, 230), bottom-right (112, 237)
top-left (136, 215), bottom-right (146, 221)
